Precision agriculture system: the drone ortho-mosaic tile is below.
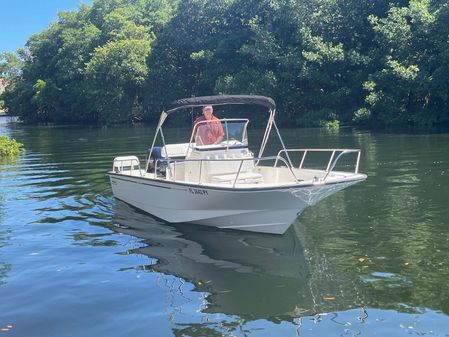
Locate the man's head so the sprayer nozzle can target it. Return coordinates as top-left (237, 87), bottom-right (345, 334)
top-left (202, 105), bottom-right (213, 119)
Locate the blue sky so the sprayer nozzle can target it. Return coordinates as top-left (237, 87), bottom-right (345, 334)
top-left (0, 0), bottom-right (91, 53)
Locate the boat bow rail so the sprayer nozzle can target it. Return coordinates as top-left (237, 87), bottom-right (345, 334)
top-left (275, 148), bottom-right (362, 182)
top-left (111, 149), bottom-right (363, 186)
top-left (154, 155), bottom-right (295, 187)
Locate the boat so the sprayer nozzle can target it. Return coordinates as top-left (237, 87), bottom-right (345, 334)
top-left (108, 95), bottom-right (367, 234)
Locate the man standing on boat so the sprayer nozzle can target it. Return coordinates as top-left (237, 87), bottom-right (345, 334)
top-left (194, 105), bottom-right (224, 145)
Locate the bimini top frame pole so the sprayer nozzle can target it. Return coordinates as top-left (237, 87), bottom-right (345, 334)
top-left (146, 111), bottom-right (168, 172)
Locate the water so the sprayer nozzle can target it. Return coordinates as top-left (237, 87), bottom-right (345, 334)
top-left (0, 116), bottom-right (19, 125)
top-left (1, 124), bottom-right (449, 336)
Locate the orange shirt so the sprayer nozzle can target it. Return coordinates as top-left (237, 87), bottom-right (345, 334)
top-left (194, 115), bottom-right (224, 145)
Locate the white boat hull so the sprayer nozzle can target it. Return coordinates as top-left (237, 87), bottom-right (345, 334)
top-left (109, 173), bottom-right (364, 234)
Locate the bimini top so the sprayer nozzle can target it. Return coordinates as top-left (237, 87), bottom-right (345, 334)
top-left (165, 95), bottom-right (276, 114)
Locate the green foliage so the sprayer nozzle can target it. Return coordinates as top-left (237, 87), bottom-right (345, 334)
top-left (324, 120), bottom-right (340, 131)
top-left (0, 52), bottom-right (23, 81)
top-left (1, 0), bottom-right (449, 126)
top-left (0, 136), bottom-right (24, 158)
top-left (361, 0), bottom-right (449, 125)
top-left (85, 38), bottom-right (152, 123)
top-left (353, 108), bottom-right (371, 124)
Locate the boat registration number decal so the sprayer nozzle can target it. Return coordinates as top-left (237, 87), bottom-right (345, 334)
top-left (188, 188), bottom-right (208, 196)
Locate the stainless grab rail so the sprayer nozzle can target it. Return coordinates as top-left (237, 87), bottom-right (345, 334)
top-left (112, 157), bottom-right (142, 176)
top-left (276, 148), bottom-right (361, 181)
top-left (155, 155), bottom-right (296, 184)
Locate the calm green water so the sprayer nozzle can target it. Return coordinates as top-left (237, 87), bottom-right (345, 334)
top-left (1, 123), bottom-right (449, 336)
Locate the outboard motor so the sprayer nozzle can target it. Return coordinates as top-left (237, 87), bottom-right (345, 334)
top-left (146, 147), bottom-right (168, 175)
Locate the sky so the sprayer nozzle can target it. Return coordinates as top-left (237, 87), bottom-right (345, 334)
top-left (0, 0), bottom-right (91, 54)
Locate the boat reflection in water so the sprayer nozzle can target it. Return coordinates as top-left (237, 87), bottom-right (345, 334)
top-left (112, 201), bottom-right (363, 321)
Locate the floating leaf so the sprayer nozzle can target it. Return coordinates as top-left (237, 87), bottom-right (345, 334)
top-left (323, 295), bottom-right (336, 300)
top-left (358, 257), bottom-right (366, 263)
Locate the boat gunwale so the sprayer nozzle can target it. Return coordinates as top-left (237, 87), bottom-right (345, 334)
top-left (107, 171), bottom-right (367, 193)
